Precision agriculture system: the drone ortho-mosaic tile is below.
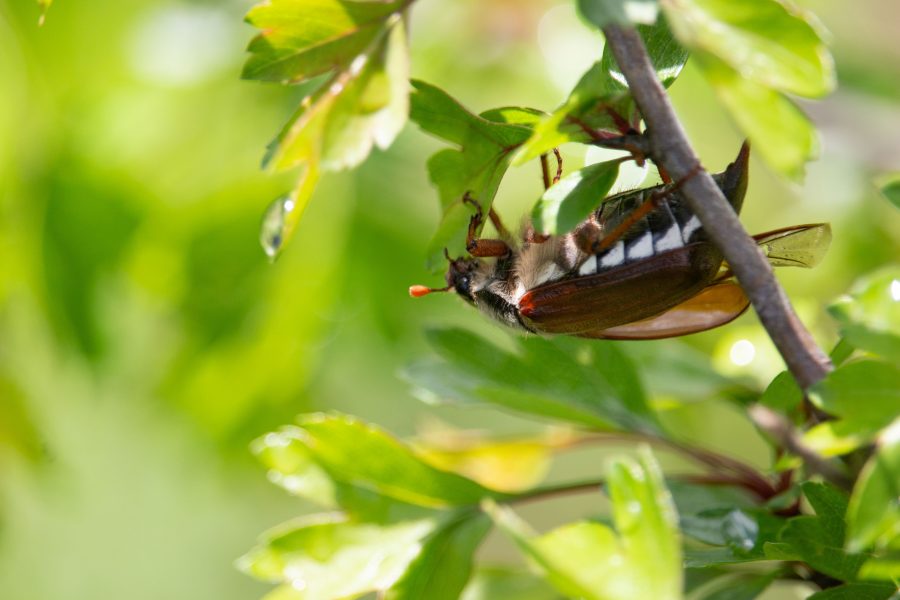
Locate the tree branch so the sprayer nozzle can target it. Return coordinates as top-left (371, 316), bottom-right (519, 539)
top-left (601, 25), bottom-right (833, 391)
top-left (749, 405), bottom-right (852, 490)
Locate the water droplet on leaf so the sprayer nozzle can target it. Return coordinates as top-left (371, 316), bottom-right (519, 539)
top-left (260, 193), bottom-right (296, 261)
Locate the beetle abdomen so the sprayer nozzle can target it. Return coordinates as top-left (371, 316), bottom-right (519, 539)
top-left (579, 143), bottom-right (749, 277)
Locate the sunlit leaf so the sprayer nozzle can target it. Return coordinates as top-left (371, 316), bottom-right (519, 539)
top-left (409, 81), bottom-right (535, 270)
top-left (828, 267), bottom-right (900, 362)
top-left (694, 53), bottom-right (817, 179)
top-left (243, 0), bottom-right (406, 84)
top-left (488, 448), bottom-right (681, 600)
top-left (517, 19), bottom-right (688, 164)
top-left (846, 419), bottom-right (900, 553)
top-left (265, 17), bottom-right (409, 172)
top-left (252, 426), bottom-right (338, 507)
top-left (806, 360), bottom-right (900, 454)
top-left (386, 512), bottom-right (491, 600)
top-left (662, 0), bottom-right (835, 97)
top-left (777, 482), bottom-right (868, 581)
top-left (237, 513), bottom-right (438, 598)
top-left (531, 160), bottom-right (621, 235)
top-left (858, 554), bottom-right (900, 581)
top-left (404, 328), bottom-right (659, 433)
top-left (296, 413), bottom-right (495, 507)
top-left (413, 423), bottom-right (570, 492)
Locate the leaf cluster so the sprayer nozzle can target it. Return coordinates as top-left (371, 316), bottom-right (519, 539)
top-left (237, 1), bottom-right (900, 599)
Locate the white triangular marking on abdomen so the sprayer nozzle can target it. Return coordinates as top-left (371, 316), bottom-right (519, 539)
top-left (626, 232), bottom-right (653, 259)
top-left (654, 224), bottom-right (683, 252)
top-left (579, 255), bottom-right (598, 275)
top-left (681, 216), bottom-right (702, 243)
top-left (600, 241), bottom-right (625, 267)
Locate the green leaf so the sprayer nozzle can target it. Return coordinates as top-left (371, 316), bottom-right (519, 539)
top-left (681, 509), bottom-right (787, 562)
top-left (879, 175), bottom-right (900, 210)
top-left (806, 360), bottom-right (900, 454)
top-left (577, 0), bottom-right (660, 28)
top-left (461, 567), bottom-right (563, 600)
top-left (251, 426), bottom-right (339, 507)
top-left (698, 571), bottom-right (781, 600)
top-left (237, 514), bottom-right (438, 598)
top-left (661, 0), bottom-right (835, 97)
top-left (265, 17), bottom-right (409, 172)
top-left (531, 160), bottom-right (621, 235)
top-left (386, 512), bottom-right (491, 600)
top-left (409, 81), bottom-right (535, 270)
top-left (859, 553), bottom-right (900, 581)
top-left (694, 52), bottom-right (817, 179)
top-left (846, 419), bottom-right (900, 553)
top-left (297, 413), bottom-right (494, 508)
top-left (489, 448), bottom-right (681, 600)
top-left (778, 482), bottom-right (868, 581)
top-left (828, 268), bottom-right (900, 362)
top-left (808, 582), bottom-right (899, 600)
top-left (759, 370), bottom-right (802, 412)
top-left (243, 0), bottom-right (405, 84)
top-left (404, 328), bottom-right (659, 433)
top-left (516, 18), bottom-right (688, 164)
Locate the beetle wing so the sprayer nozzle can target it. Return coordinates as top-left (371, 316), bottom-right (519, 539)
top-left (753, 223), bottom-right (831, 268)
top-left (575, 282), bottom-right (750, 340)
top-left (519, 243), bottom-right (723, 334)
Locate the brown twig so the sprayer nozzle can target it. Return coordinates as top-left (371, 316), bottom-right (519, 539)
top-left (601, 26), bottom-right (833, 391)
top-left (748, 405), bottom-right (852, 490)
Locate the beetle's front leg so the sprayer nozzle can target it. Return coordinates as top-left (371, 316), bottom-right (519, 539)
top-left (463, 193), bottom-right (512, 258)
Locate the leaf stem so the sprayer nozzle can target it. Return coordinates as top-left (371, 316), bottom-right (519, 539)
top-left (600, 25), bottom-right (833, 392)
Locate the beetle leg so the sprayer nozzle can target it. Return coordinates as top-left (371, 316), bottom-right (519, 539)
top-left (577, 163), bottom-right (702, 254)
top-left (463, 193), bottom-right (512, 257)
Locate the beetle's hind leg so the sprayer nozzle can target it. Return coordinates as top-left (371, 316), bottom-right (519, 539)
top-left (462, 193), bottom-right (512, 258)
top-left (575, 163), bottom-right (702, 255)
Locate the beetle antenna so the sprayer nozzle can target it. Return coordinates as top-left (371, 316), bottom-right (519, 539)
top-left (409, 284), bottom-right (452, 298)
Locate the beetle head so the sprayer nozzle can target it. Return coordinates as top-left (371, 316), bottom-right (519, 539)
top-left (409, 250), bottom-right (480, 303)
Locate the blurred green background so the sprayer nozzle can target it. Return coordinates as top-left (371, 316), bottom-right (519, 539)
top-left (0, 1), bottom-right (898, 598)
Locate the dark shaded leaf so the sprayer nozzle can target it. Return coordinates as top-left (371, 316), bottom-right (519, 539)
top-left (404, 328), bottom-right (658, 433)
top-left (699, 571), bottom-right (780, 600)
top-left (409, 81), bottom-right (535, 270)
top-left (808, 582), bottom-right (899, 600)
top-left (778, 482), bottom-right (869, 581)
